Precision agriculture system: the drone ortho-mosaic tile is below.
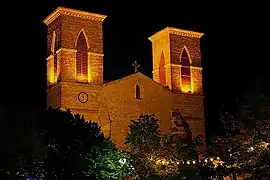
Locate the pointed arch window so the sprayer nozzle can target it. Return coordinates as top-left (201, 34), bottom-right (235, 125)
top-left (135, 84), bottom-right (140, 99)
top-left (48, 31), bottom-right (57, 84)
top-left (76, 31), bottom-right (88, 83)
top-left (159, 51), bottom-right (166, 86)
top-left (180, 47), bottom-right (191, 92)
top-left (52, 32), bottom-right (58, 82)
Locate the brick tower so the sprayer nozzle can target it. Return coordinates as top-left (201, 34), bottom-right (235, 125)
top-left (44, 7), bottom-right (106, 120)
top-left (149, 27), bottom-right (205, 141)
top-left (148, 27), bottom-right (204, 95)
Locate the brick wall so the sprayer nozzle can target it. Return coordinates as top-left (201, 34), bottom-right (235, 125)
top-left (170, 34), bottom-right (201, 67)
top-left (61, 15), bottom-right (103, 54)
top-left (98, 73), bottom-right (205, 149)
top-left (169, 33), bottom-right (203, 94)
top-left (172, 93), bottom-right (205, 140)
top-left (98, 73), bottom-right (174, 149)
top-left (47, 16), bottom-right (61, 56)
top-left (191, 68), bottom-right (203, 95)
top-left (45, 8), bottom-right (105, 112)
top-left (149, 28), bottom-right (203, 95)
top-left (45, 8), bottom-right (104, 85)
top-left (47, 83), bottom-right (61, 109)
top-left (45, 9), bottom-right (206, 149)
top-left (60, 82), bottom-right (102, 121)
top-left (151, 34), bottom-right (172, 88)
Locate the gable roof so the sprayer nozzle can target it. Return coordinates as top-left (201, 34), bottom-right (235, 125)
top-left (103, 72), bottom-right (171, 91)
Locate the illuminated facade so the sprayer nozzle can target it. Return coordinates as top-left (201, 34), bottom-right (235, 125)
top-left (44, 7), bottom-right (205, 149)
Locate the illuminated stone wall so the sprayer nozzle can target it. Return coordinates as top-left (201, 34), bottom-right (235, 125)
top-left (98, 73), bottom-right (174, 149)
top-left (45, 7), bottom-right (106, 119)
top-left (46, 83), bottom-right (61, 109)
top-left (172, 93), bottom-right (205, 139)
top-left (150, 34), bottom-right (171, 88)
top-left (60, 82), bottom-right (102, 120)
top-left (149, 28), bottom-right (203, 95)
top-left (98, 73), bottom-right (205, 149)
top-left (149, 27), bottom-right (205, 142)
top-left (170, 33), bottom-right (203, 94)
top-left (44, 8), bottom-right (205, 150)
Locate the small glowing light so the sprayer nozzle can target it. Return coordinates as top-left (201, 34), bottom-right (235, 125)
top-left (176, 161), bottom-right (179, 165)
top-left (250, 147), bottom-right (254, 151)
top-left (192, 160), bottom-right (196, 164)
top-left (217, 157), bottom-right (220, 160)
top-left (230, 154), bottom-right (232, 156)
top-left (204, 159), bottom-right (208, 163)
top-left (210, 158), bottom-right (213, 161)
top-left (187, 161), bottom-right (190, 164)
top-left (119, 158), bottom-right (126, 165)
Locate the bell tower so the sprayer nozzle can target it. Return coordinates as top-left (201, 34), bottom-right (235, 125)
top-left (148, 27), bottom-right (204, 95)
top-left (44, 7), bottom-right (106, 120)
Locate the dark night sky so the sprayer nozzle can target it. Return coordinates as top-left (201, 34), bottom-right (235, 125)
top-left (1, 1), bottom-right (269, 135)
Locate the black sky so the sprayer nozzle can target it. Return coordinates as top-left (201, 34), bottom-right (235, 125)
top-left (1, 1), bottom-right (269, 135)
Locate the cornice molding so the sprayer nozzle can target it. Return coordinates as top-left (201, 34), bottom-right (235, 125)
top-left (44, 7), bottom-right (107, 25)
top-left (149, 27), bottom-right (204, 41)
top-left (152, 64), bottom-right (202, 71)
top-left (88, 52), bottom-right (104, 57)
top-left (47, 48), bottom-right (104, 57)
top-left (171, 64), bottom-right (202, 70)
top-left (190, 66), bottom-right (203, 70)
top-left (58, 47), bottom-right (77, 53)
top-left (46, 55), bottom-right (53, 61)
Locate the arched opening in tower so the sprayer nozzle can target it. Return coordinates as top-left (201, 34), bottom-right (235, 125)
top-left (159, 51), bottom-right (166, 86)
top-left (180, 48), bottom-right (191, 92)
top-left (76, 32), bottom-right (88, 83)
top-left (52, 32), bottom-right (58, 82)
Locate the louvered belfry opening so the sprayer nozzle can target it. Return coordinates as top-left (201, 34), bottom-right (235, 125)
top-left (76, 32), bottom-right (88, 83)
top-left (180, 48), bottom-right (191, 91)
top-left (159, 51), bottom-right (166, 86)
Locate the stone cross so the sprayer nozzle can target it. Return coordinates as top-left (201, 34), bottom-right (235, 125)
top-left (132, 60), bottom-right (140, 73)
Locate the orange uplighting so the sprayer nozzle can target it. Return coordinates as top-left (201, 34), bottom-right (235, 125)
top-left (76, 74), bottom-right (88, 83)
top-left (48, 71), bottom-right (55, 84)
top-left (45, 6), bottom-right (205, 150)
top-left (181, 85), bottom-right (192, 93)
top-left (47, 58), bottom-right (57, 84)
top-left (88, 64), bottom-right (91, 82)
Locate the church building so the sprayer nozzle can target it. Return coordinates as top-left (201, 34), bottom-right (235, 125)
top-left (44, 7), bottom-right (205, 149)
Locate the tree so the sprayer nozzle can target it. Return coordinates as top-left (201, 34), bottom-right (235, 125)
top-left (208, 76), bottom-right (270, 179)
top-left (0, 106), bottom-right (41, 179)
top-left (125, 114), bottom-right (213, 180)
top-left (83, 140), bottom-right (132, 179)
top-left (38, 108), bottom-right (132, 180)
top-left (1, 107), bottom-right (131, 179)
top-left (209, 116), bottom-right (270, 179)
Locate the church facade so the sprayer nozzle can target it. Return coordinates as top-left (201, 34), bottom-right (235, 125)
top-left (44, 7), bottom-right (205, 149)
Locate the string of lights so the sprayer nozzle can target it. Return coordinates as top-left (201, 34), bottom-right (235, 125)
top-left (151, 141), bottom-right (269, 168)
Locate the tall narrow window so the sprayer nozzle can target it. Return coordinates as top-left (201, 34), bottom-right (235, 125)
top-left (180, 47), bottom-right (191, 92)
top-left (53, 42), bottom-right (58, 82)
top-left (159, 51), bottom-right (166, 86)
top-left (135, 84), bottom-right (140, 99)
top-left (48, 31), bottom-right (57, 84)
top-left (76, 31), bottom-right (88, 83)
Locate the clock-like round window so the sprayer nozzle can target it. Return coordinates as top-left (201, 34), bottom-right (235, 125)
top-left (78, 92), bottom-right (88, 103)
